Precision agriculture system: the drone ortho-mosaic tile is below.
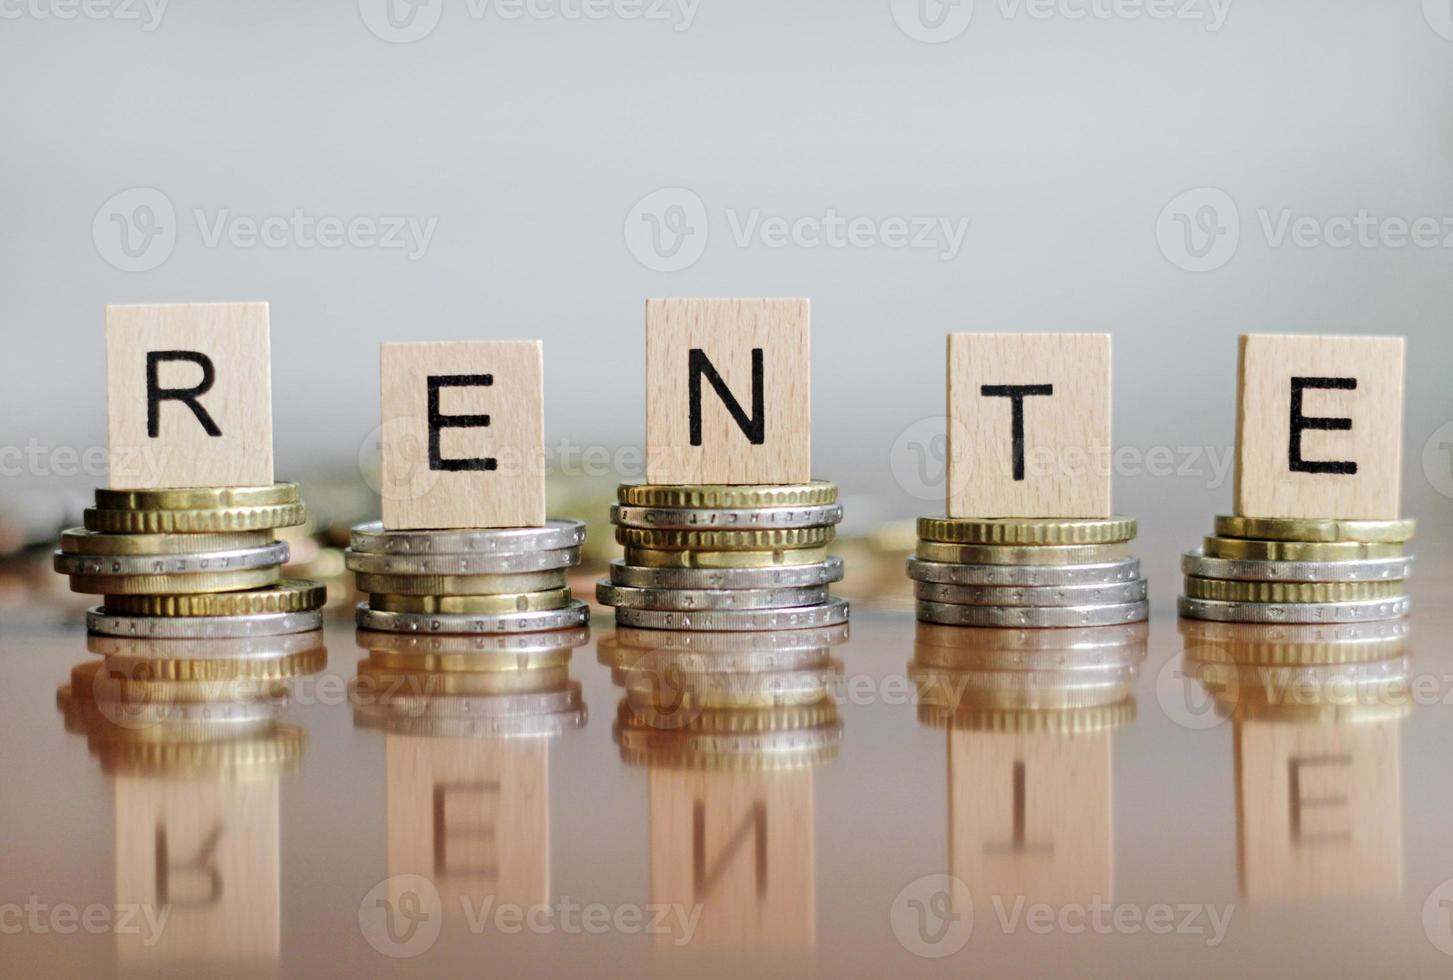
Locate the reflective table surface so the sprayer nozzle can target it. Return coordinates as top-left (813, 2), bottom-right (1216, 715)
top-left (3, 537), bottom-right (1451, 978)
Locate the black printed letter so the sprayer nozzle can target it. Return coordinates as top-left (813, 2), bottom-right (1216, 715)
top-left (428, 374), bottom-right (496, 471)
top-left (146, 350), bottom-right (221, 438)
top-left (1289, 376), bottom-right (1357, 474)
top-left (980, 384), bottom-right (1054, 480)
top-left (689, 348), bottom-right (765, 446)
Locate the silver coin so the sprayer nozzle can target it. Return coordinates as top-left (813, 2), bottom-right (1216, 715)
top-left (350, 519), bottom-right (586, 555)
top-left (87, 607), bottom-right (324, 639)
top-left (907, 557), bottom-right (1142, 587)
top-left (914, 578), bottom-right (1148, 608)
top-left (596, 580), bottom-right (830, 611)
top-left (87, 628), bottom-right (324, 661)
top-left (613, 597), bottom-right (850, 632)
top-left (345, 546), bottom-right (581, 576)
top-left (914, 620), bottom-right (1149, 653)
top-left (604, 644), bottom-right (833, 675)
top-left (1177, 594), bottom-right (1411, 624)
top-left (916, 599), bottom-right (1149, 628)
top-left (356, 599), bottom-right (591, 634)
top-left (610, 503), bottom-right (843, 530)
top-left (54, 540), bottom-right (290, 576)
top-left (608, 623), bottom-right (851, 654)
top-left (608, 557), bottom-right (845, 590)
top-left (354, 626), bottom-right (591, 656)
top-left (1180, 548), bottom-right (1414, 583)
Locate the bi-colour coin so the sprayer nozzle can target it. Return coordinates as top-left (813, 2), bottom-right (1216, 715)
top-left (596, 581), bottom-right (830, 611)
top-left (70, 565), bottom-right (281, 596)
top-left (612, 597), bottom-right (850, 632)
top-left (1180, 549), bottom-right (1414, 583)
top-left (87, 607), bottom-right (325, 638)
top-left (1182, 577), bottom-right (1405, 604)
top-left (623, 546), bottom-right (831, 570)
top-left (1212, 515), bottom-right (1415, 544)
top-left (345, 549), bottom-right (580, 578)
top-left (59, 528), bottom-right (274, 556)
top-left (356, 599), bottom-right (591, 634)
top-left (611, 502), bottom-right (842, 529)
top-left (914, 541), bottom-right (1130, 566)
top-left (618, 482), bottom-right (837, 509)
top-left (1177, 595), bottom-right (1410, 624)
top-left (349, 519), bottom-right (586, 555)
top-left (367, 588), bottom-right (574, 615)
top-left (608, 557), bottom-right (844, 590)
top-left (352, 569), bottom-right (571, 596)
top-left (54, 541), bottom-right (289, 577)
top-left (914, 579), bottom-right (1148, 607)
top-left (907, 557), bottom-right (1142, 587)
top-left (93, 482), bottom-right (300, 511)
top-left (615, 526), bottom-right (835, 551)
top-left (1202, 536), bottom-right (1403, 562)
top-left (101, 580), bottom-right (328, 617)
top-left (916, 599), bottom-right (1149, 628)
top-left (916, 516), bottom-right (1137, 546)
top-left (83, 503), bottom-right (307, 534)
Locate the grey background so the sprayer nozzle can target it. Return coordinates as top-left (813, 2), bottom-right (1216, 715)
top-left (2, 0), bottom-right (1450, 538)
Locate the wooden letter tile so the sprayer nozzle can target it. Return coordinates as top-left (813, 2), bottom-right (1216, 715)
top-left (1234, 334), bottom-right (1405, 519)
top-left (380, 341), bottom-right (545, 529)
top-left (105, 302), bottom-right (273, 489)
top-left (645, 298), bottom-right (811, 485)
top-left (946, 333), bottom-right (1111, 518)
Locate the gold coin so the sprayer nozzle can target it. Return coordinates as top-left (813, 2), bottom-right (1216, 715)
top-left (93, 482), bottom-right (300, 511)
top-left (917, 699), bottom-right (1136, 734)
top-left (364, 648), bottom-right (574, 672)
top-left (84, 502), bottom-right (307, 533)
top-left (916, 516), bottom-right (1137, 545)
top-left (623, 545), bottom-right (830, 569)
top-left (352, 570), bottom-right (567, 596)
top-left (1183, 576), bottom-right (1404, 604)
top-left (59, 528), bottom-right (274, 556)
top-left (102, 579), bottom-right (327, 616)
top-left (617, 698), bottom-right (839, 734)
top-left (1202, 536), bottom-right (1403, 562)
top-left (71, 661), bottom-right (287, 703)
top-left (71, 565), bottom-right (281, 596)
top-left (914, 541), bottom-right (1130, 566)
top-left (1213, 514), bottom-right (1415, 544)
top-left (95, 646), bottom-right (327, 682)
top-left (618, 481), bottom-right (837, 508)
top-left (367, 588), bottom-right (574, 615)
top-left (615, 525), bottom-right (835, 551)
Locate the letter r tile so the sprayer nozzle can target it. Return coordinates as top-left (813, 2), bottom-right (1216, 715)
top-left (380, 341), bottom-right (544, 529)
top-left (946, 333), bottom-right (1111, 518)
top-left (645, 298), bottom-right (811, 485)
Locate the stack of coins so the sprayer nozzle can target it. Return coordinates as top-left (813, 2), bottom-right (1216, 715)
top-left (348, 520), bottom-right (590, 635)
top-left (597, 482), bottom-right (849, 631)
top-left (1179, 516), bottom-right (1414, 624)
top-left (907, 517), bottom-right (1148, 628)
top-left (56, 483), bottom-right (327, 639)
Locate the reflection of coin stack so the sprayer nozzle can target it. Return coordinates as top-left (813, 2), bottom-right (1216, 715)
top-left (348, 521), bottom-right (590, 636)
top-left (911, 623), bottom-right (1145, 906)
top-left (57, 483), bottom-right (327, 640)
top-left (597, 483), bottom-right (849, 632)
top-left (57, 637), bottom-right (319, 968)
top-left (604, 627), bottom-right (844, 949)
top-left (1180, 620), bottom-right (1408, 899)
top-left (1179, 516), bottom-right (1414, 625)
top-left (908, 518), bottom-right (1148, 628)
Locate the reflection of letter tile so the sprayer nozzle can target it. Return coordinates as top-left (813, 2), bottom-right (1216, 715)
top-left (947, 334), bottom-right (1111, 517)
top-left (645, 299), bottom-right (811, 484)
top-left (1234, 334), bottom-right (1405, 519)
top-left (380, 341), bottom-right (544, 529)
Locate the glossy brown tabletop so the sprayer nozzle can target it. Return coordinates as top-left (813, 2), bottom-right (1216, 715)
top-left (3, 536), bottom-right (1451, 978)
